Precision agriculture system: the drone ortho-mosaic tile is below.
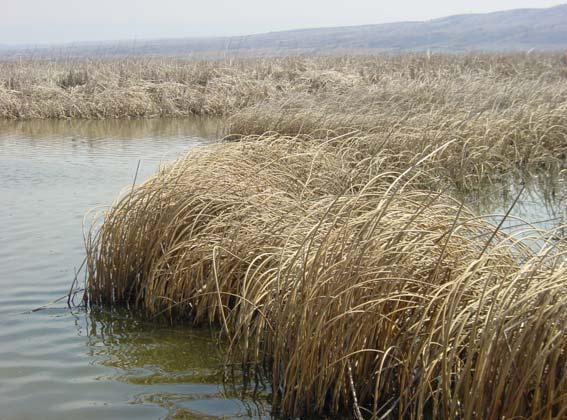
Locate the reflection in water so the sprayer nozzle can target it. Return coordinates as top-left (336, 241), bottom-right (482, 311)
top-left (0, 118), bottom-right (222, 141)
top-left (85, 310), bottom-right (224, 385)
top-left (464, 174), bottom-right (567, 234)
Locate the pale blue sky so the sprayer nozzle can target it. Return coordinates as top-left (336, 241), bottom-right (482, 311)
top-left (2, 0), bottom-right (565, 44)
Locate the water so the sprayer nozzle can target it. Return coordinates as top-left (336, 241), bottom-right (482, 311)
top-left (0, 119), bottom-right (269, 419)
top-left (465, 178), bottom-right (567, 247)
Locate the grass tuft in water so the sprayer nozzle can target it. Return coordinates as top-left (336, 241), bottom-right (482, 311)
top-left (85, 135), bottom-right (567, 418)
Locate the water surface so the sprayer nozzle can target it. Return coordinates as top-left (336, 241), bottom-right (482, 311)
top-left (0, 118), bottom-right (269, 419)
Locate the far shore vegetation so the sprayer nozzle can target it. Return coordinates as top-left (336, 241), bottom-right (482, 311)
top-left (6, 53), bottom-right (567, 418)
top-left (2, 54), bottom-right (566, 187)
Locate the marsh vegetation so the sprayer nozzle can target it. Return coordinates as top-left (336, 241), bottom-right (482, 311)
top-left (2, 54), bottom-right (566, 187)
top-left (5, 54), bottom-right (565, 418)
top-left (85, 135), bottom-right (567, 419)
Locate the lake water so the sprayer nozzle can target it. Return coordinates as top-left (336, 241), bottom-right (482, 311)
top-left (0, 119), bottom-right (269, 419)
top-left (0, 118), bottom-right (563, 419)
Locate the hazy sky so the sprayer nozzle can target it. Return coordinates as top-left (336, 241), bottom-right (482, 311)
top-left (1, 0), bottom-right (565, 45)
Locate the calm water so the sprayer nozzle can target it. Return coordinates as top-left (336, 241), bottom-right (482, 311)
top-left (0, 119), bottom-right (269, 419)
top-left (466, 177), bottom-right (566, 244)
top-left (0, 119), bottom-right (563, 419)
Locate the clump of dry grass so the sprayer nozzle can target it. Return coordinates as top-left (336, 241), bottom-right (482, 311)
top-left (0, 57), bottom-right (283, 119)
top-left (86, 134), bottom-right (567, 419)
top-left (223, 55), bottom-right (567, 188)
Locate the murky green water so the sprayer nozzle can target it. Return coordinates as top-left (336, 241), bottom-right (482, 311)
top-left (0, 118), bottom-right (564, 419)
top-left (0, 119), bottom-right (269, 419)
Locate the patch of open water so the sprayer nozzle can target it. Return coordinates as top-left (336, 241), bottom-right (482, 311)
top-left (0, 118), bottom-right (269, 419)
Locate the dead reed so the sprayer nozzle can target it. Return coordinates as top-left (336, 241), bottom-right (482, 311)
top-left (8, 52), bottom-right (564, 418)
top-left (86, 134), bottom-right (567, 419)
top-left (1, 54), bottom-right (566, 121)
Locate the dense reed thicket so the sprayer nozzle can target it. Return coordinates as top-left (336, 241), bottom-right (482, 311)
top-left (1, 54), bottom-right (566, 120)
top-left (86, 134), bottom-right (567, 419)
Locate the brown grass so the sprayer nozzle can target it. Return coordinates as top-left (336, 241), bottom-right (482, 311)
top-left (85, 134), bottom-right (567, 418)
top-left (1, 54), bottom-right (566, 120)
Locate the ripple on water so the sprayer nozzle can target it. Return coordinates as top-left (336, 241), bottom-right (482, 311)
top-left (0, 119), bottom-right (273, 419)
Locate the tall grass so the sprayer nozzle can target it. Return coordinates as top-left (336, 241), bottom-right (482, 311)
top-left (86, 135), bottom-right (567, 418)
top-left (1, 54), bottom-right (566, 120)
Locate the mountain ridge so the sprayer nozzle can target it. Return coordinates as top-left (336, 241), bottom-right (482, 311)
top-left (2, 4), bottom-right (566, 58)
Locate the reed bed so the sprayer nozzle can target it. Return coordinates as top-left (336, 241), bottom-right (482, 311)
top-left (86, 134), bottom-right (567, 419)
top-left (3, 54), bottom-right (566, 187)
top-left (1, 54), bottom-right (566, 122)
top-left (11, 52), bottom-right (565, 417)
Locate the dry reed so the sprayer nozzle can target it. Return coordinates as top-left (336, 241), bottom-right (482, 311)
top-left (9, 52), bottom-right (564, 418)
top-left (86, 134), bottom-right (567, 419)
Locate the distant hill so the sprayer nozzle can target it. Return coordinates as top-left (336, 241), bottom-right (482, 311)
top-left (2, 4), bottom-right (567, 59)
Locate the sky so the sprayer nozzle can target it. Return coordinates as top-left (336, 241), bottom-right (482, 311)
top-left (1, 0), bottom-right (565, 45)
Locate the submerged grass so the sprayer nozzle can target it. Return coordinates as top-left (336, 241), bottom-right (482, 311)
top-left (86, 135), bottom-right (567, 419)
